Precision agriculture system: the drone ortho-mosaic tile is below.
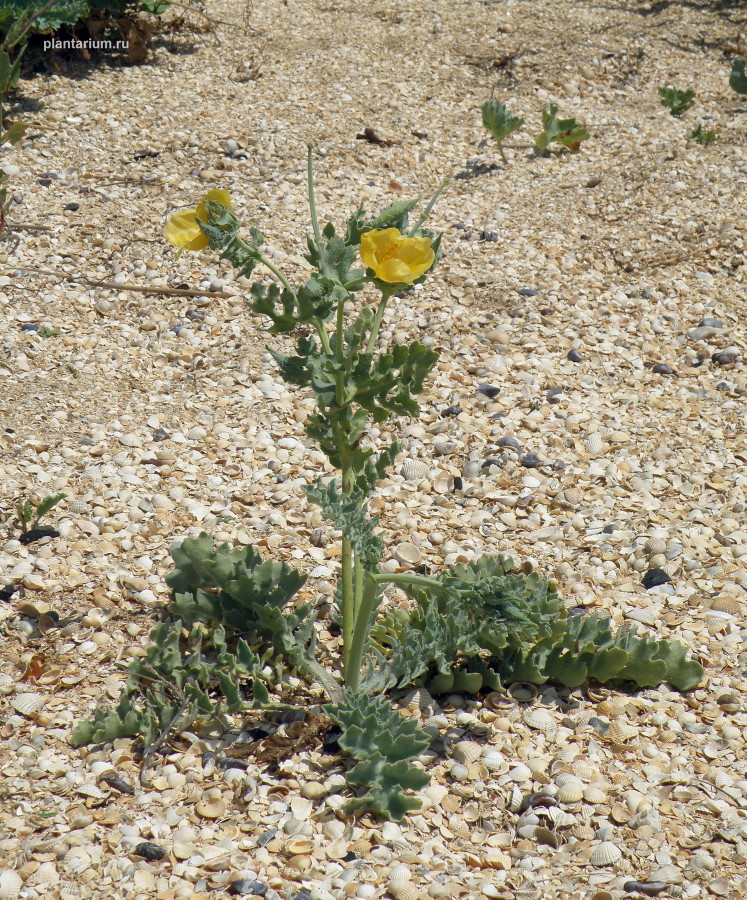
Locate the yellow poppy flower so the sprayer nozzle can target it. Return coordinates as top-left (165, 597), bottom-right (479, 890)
top-left (164, 189), bottom-right (233, 252)
top-left (360, 228), bottom-right (435, 285)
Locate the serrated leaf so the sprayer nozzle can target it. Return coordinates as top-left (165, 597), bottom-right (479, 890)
top-left (305, 477), bottom-right (383, 568)
top-left (35, 492), bottom-right (66, 521)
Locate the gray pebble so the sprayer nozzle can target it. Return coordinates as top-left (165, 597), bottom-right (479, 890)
top-left (229, 880), bottom-right (268, 896)
top-left (518, 288), bottom-right (539, 297)
top-left (699, 317), bottom-right (723, 328)
top-left (712, 351), bottom-right (738, 365)
top-left (477, 384), bottom-right (501, 399)
top-left (651, 363), bottom-right (675, 375)
top-left (497, 436), bottom-right (521, 451)
top-left (566, 349), bottom-right (582, 363)
top-left (521, 453), bottom-right (543, 468)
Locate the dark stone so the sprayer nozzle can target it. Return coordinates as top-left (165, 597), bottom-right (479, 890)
top-left (622, 882), bottom-right (669, 897)
top-left (322, 725), bottom-right (342, 754)
top-left (716, 381), bottom-right (732, 392)
top-left (642, 567), bottom-right (672, 590)
top-left (546, 387), bottom-right (564, 403)
top-left (134, 842), bottom-right (167, 861)
top-left (185, 309), bottom-right (206, 321)
top-left (566, 349), bottom-right (582, 363)
top-left (540, 307), bottom-right (556, 317)
top-left (712, 351), bottom-right (738, 365)
top-left (64, 202), bottom-right (80, 211)
top-left (602, 523), bottom-right (618, 534)
top-left (441, 405), bottom-right (461, 417)
top-left (21, 323), bottom-right (40, 332)
top-left (518, 288), bottom-right (539, 296)
top-left (496, 436), bottom-right (521, 451)
top-left (229, 879), bottom-right (268, 896)
top-left (552, 459), bottom-right (566, 471)
top-left (699, 317), bottom-right (723, 328)
top-left (19, 526), bottom-right (59, 545)
top-left (256, 828), bottom-right (278, 848)
top-left (651, 363), bottom-right (674, 375)
top-left (0, 583), bottom-right (17, 602)
top-left (481, 229), bottom-right (498, 241)
top-left (521, 453), bottom-right (543, 468)
top-left (342, 851), bottom-right (358, 862)
top-left (453, 476), bottom-right (463, 492)
top-left (477, 384), bottom-right (500, 399)
top-left (481, 459), bottom-right (503, 470)
top-left (519, 792), bottom-right (558, 814)
top-left (153, 428), bottom-right (169, 441)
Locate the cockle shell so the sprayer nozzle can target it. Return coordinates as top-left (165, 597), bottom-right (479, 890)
top-left (590, 841), bottom-right (622, 866)
top-left (605, 721), bottom-right (638, 744)
top-left (400, 460), bottom-right (430, 481)
top-left (547, 807), bottom-right (577, 828)
top-left (626, 607), bottom-right (659, 627)
top-left (483, 751), bottom-right (508, 773)
top-left (388, 880), bottom-right (420, 900)
top-left (388, 865), bottom-right (412, 883)
top-left (432, 473), bottom-right (453, 494)
top-left (583, 433), bottom-right (604, 455)
top-left (393, 542), bottom-right (422, 566)
top-left (583, 786), bottom-right (608, 804)
top-left (11, 692), bottom-right (45, 717)
top-left (0, 870), bottom-right (22, 900)
top-left (555, 777), bottom-right (584, 803)
top-left (285, 837), bottom-right (314, 855)
top-left (453, 741), bottom-right (482, 765)
top-left (525, 708), bottom-right (557, 733)
top-left (711, 596), bottom-right (742, 615)
top-left (644, 537), bottom-right (667, 556)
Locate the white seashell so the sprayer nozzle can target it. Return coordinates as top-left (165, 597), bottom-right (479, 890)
top-left (509, 785), bottom-right (524, 812)
top-left (556, 777), bottom-right (584, 803)
top-left (583, 433), bottom-right (604, 455)
top-left (393, 542), bottom-right (422, 566)
top-left (59, 881), bottom-right (82, 900)
top-left (525, 708), bottom-right (557, 733)
top-left (400, 460), bottom-right (429, 481)
top-left (0, 870), bottom-right (22, 900)
top-left (432, 473), bottom-right (453, 494)
top-left (68, 499), bottom-right (88, 514)
top-left (11, 692), bottom-right (45, 717)
top-left (570, 761), bottom-right (598, 781)
top-left (452, 740), bottom-right (482, 765)
top-left (285, 837), bottom-right (313, 855)
top-left (422, 783), bottom-right (448, 805)
top-left (482, 751), bottom-right (507, 773)
top-left (625, 607), bottom-right (659, 627)
top-left (590, 840), bottom-right (622, 866)
top-left (605, 721), bottom-right (638, 744)
top-left (583, 786), bottom-right (607, 804)
top-left (0, 674), bottom-right (14, 697)
top-left (644, 537), bottom-right (667, 556)
top-left (388, 880), bottom-right (419, 900)
top-left (167, 771), bottom-right (187, 789)
top-left (388, 865), bottom-right (412, 883)
top-left (62, 848), bottom-right (92, 876)
top-left (507, 763), bottom-right (532, 784)
top-left (546, 806), bottom-right (576, 828)
top-left (26, 862), bottom-right (58, 887)
top-left (151, 494), bottom-right (172, 510)
top-left (290, 796), bottom-right (313, 821)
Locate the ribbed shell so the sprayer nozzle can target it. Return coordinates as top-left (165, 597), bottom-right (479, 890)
top-left (590, 841), bottom-right (622, 866)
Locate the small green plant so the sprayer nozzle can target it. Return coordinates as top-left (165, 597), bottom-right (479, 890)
top-left (659, 86), bottom-right (695, 117)
top-left (72, 151), bottom-right (704, 821)
top-left (729, 58), bottom-right (747, 96)
top-left (535, 104), bottom-right (589, 155)
top-left (15, 492), bottom-right (66, 534)
top-left (687, 124), bottom-right (717, 145)
top-left (481, 99), bottom-right (524, 164)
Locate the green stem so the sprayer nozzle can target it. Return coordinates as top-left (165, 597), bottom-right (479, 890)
top-left (313, 320), bottom-right (332, 355)
top-left (255, 250), bottom-right (296, 297)
top-left (365, 291), bottom-right (393, 355)
top-left (341, 538), bottom-right (354, 678)
top-left (370, 572), bottom-right (447, 593)
top-left (346, 573), bottom-right (380, 693)
top-left (335, 298), bottom-right (346, 406)
top-left (307, 145), bottom-right (322, 245)
top-left (407, 178), bottom-right (449, 236)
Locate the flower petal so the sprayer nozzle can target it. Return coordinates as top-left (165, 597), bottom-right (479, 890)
top-left (164, 209), bottom-right (203, 249)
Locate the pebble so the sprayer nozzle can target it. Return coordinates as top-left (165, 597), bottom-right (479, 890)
top-left (642, 568), bottom-right (672, 590)
top-left (651, 364), bottom-right (674, 375)
top-left (477, 384), bottom-right (501, 399)
top-left (229, 879), bottom-right (269, 896)
top-left (712, 351), bottom-right (738, 365)
top-left (133, 842), bottom-right (167, 861)
top-left (566, 349), bottom-right (582, 362)
top-left (521, 453), bottom-right (543, 468)
top-left (496, 436), bottom-right (521, 451)
top-left (518, 288), bottom-right (540, 296)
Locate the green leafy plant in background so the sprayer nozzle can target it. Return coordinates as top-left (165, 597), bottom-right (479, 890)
top-left (481, 99), bottom-right (524, 164)
top-left (659, 86), bottom-right (695, 117)
top-left (15, 492), bottom-right (66, 535)
top-left (72, 150), bottom-right (704, 821)
top-left (687, 124), bottom-right (717, 145)
top-left (535, 104), bottom-right (589, 154)
top-left (729, 58), bottom-right (747, 96)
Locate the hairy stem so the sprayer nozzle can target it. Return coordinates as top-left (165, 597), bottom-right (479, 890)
top-left (306, 145), bottom-right (322, 245)
top-left (345, 573), bottom-right (381, 693)
top-left (407, 178), bottom-right (449, 237)
top-left (365, 291), bottom-right (392, 355)
top-left (255, 251), bottom-right (297, 297)
top-left (370, 572), bottom-right (448, 593)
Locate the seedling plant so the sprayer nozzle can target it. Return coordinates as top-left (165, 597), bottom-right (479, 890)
top-left (535, 104), bottom-right (589, 154)
top-left (659, 86), bottom-right (695, 118)
top-left (73, 151), bottom-right (704, 821)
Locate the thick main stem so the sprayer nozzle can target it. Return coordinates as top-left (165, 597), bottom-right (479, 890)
top-left (345, 573), bottom-right (380, 693)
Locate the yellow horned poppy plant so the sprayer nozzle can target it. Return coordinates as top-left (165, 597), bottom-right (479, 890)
top-left (360, 228), bottom-right (434, 285)
top-left (164, 190), bottom-right (233, 253)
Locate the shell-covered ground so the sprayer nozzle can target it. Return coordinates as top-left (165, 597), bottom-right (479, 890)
top-left (1, 0), bottom-right (747, 898)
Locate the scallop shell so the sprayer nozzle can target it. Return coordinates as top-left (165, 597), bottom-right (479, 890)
top-left (583, 786), bottom-right (608, 804)
top-left (388, 881), bottom-right (419, 900)
top-left (509, 785), bottom-right (524, 813)
top-left (26, 862), bottom-right (58, 887)
top-left (388, 865), bottom-right (412, 883)
top-left (195, 796), bottom-right (227, 819)
top-left (555, 778), bottom-right (584, 803)
top-left (625, 606), bottom-right (659, 627)
top-left (452, 740), bottom-right (482, 765)
top-left (483, 751), bottom-right (507, 773)
top-left (285, 837), bottom-right (314, 855)
top-left (590, 841), bottom-right (622, 866)
top-left (167, 771), bottom-right (187, 790)
top-left (0, 870), bottom-right (22, 900)
top-left (711, 596), bottom-right (742, 615)
top-left (392, 542), bottom-right (422, 566)
top-left (11, 692), bottom-right (45, 717)
top-left (400, 460), bottom-right (429, 481)
top-left (525, 708), bottom-right (557, 733)
top-left (644, 537), bottom-right (667, 556)
top-left (546, 807), bottom-right (577, 828)
top-left (422, 783), bottom-right (448, 805)
top-left (583, 433), bottom-right (604, 455)
top-left (571, 761), bottom-right (599, 782)
top-left (605, 721), bottom-right (638, 744)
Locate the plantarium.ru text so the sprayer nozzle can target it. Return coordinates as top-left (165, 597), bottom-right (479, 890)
top-left (72, 150), bottom-right (704, 822)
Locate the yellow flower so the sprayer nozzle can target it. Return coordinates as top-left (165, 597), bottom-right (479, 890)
top-left (164, 189), bottom-right (233, 252)
top-left (360, 228), bottom-right (435, 285)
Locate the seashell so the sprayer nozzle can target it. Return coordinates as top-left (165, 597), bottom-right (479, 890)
top-left (546, 807), bottom-right (576, 828)
top-left (68, 499), bottom-right (88, 515)
top-left (325, 838), bottom-right (349, 860)
top-left (644, 537), bottom-right (667, 557)
top-left (571, 761), bottom-right (598, 782)
top-left (283, 818), bottom-right (306, 836)
top-left (285, 837), bottom-right (314, 855)
top-left (462, 460), bottom-right (483, 479)
top-left (422, 783), bottom-right (448, 805)
top-left (483, 751), bottom-right (507, 773)
top-left (525, 708), bottom-right (557, 733)
top-left (401, 687), bottom-right (433, 716)
top-left (290, 796), bottom-right (313, 820)
top-left (392, 542), bottom-right (422, 566)
top-left (167, 771), bottom-right (187, 790)
top-left (195, 796), bottom-right (227, 819)
top-left (509, 785), bottom-right (524, 813)
top-left (0, 674), bottom-right (14, 697)
top-left (605, 721), bottom-right (638, 744)
top-left (590, 840), bottom-right (622, 866)
top-left (11, 692), bottom-right (45, 717)
top-left (508, 682), bottom-right (537, 702)
top-left (583, 786), bottom-right (607, 804)
top-left (59, 881), bottom-right (82, 900)
top-left (555, 777), bottom-right (584, 803)
top-left (583, 433), bottom-right (604, 455)
top-left (626, 607), bottom-right (659, 627)
top-left (0, 870), bottom-right (22, 900)
top-left (452, 740), bottom-right (482, 765)
top-left (388, 865), bottom-right (412, 884)
top-left (151, 494), bottom-right (172, 510)
top-left (711, 596), bottom-right (742, 615)
top-left (62, 848), bottom-right (92, 876)
top-left (388, 880), bottom-right (419, 900)
top-left (432, 473), bottom-right (453, 494)
top-left (526, 757), bottom-right (548, 777)
top-left (573, 824), bottom-right (596, 841)
top-left (463, 802), bottom-right (481, 823)
top-left (400, 460), bottom-right (429, 481)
